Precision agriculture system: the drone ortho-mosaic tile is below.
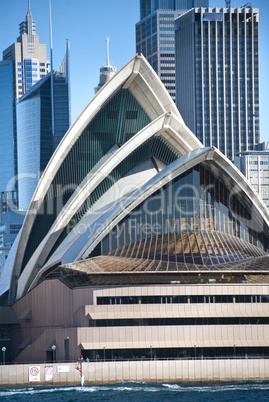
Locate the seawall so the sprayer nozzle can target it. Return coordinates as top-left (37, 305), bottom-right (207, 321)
top-left (0, 359), bottom-right (269, 386)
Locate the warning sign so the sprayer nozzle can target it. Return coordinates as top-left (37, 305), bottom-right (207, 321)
top-left (45, 366), bottom-right (53, 381)
top-left (29, 366), bottom-right (40, 382)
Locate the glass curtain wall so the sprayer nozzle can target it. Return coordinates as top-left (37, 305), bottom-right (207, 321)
top-left (0, 61), bottom-right (16, 196)
top-left (101, 163), bottom-right (269, 265)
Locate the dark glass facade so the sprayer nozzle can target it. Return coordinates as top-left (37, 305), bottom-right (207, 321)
top-left (90, 317), bottom-right (269, 327)
top-left (83, 346), bottom-right (269, 361)
top-left (54, 74), bottom-right (70, 149)
top-left (97, 294), bottom-right (269, 305)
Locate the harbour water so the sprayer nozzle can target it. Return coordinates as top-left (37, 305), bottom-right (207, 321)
top-left (0, 381), bottom-right (268, 401)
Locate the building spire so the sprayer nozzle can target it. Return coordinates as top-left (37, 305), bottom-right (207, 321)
top-left (26, 0), bottom-right (33, 42)
top-left (19, 0), bottom-right (36, 38)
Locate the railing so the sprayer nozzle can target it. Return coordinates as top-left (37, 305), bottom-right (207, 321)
top-left (1, 355), bottom-right (269, 366)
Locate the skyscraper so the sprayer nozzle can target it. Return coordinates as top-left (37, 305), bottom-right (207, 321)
top-left (3, 1), bottom-right (50, 99)
top-left (0, 60), bottom-right (17, 215)
top-left (136, 0), bottom-right (209, 101)
top-left (16, 43), bottom-right (71, 210)
top-left (234, 142), bottom-right (269, 209)
top-left (0, 1), bottom-right (50, 213)
top-left (175, 7), bottom-right (260, 161)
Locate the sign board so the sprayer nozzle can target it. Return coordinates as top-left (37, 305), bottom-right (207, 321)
top-left (45, 366), bottom-right (53, 381)
top-left (29, 366), bottom-right (40, 382)
top-left (58, 365), bottom-right (70, 373)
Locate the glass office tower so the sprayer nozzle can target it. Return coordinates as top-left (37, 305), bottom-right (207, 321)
top-left (0, 2), bottom-right (49, 214)
top-left (0, 61), bottom-right (17, 214)
top-left (16, 55), bottom-right (71, 210)
top-left (136, 0), bottom-right (209, 101)
top-left (175, 7), bottom-right (260, 161)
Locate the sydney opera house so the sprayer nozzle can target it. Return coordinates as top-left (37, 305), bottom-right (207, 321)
top-left (0, 55), bottom-right (268, 380)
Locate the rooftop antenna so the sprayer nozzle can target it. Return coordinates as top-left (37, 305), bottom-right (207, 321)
top-left (94, 37), bottom-right (117, 94)
top-left (106, 37), bottom-right (110, 66)
top-left (225, 0), bottom-right (231, 7)
top-left (49, 0), bottom-right (55, 146)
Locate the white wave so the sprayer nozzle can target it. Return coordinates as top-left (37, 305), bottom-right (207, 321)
top-left (0, 385), bottom-right (103, 397)
top-left (162, 383), bottom-right (182, 390)
top-left (162, 382), bottom-right (269, 393)
top-left (1, 381), bottom-right (268, 398)
top-left (112, 386), bottom-right (159, 392)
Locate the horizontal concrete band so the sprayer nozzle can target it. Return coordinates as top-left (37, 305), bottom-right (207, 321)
top-left (0, 359), bottom-right (268, 386)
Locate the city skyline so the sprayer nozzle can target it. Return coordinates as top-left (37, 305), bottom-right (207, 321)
top-left (0, 0), bottom-right (268, 142)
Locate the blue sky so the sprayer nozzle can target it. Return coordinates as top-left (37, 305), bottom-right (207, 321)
top-left (1, 0), bottom-right (268, 141)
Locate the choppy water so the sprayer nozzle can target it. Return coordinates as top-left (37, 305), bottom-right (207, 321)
top-left (0, 381), bottom-right (269, 401)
